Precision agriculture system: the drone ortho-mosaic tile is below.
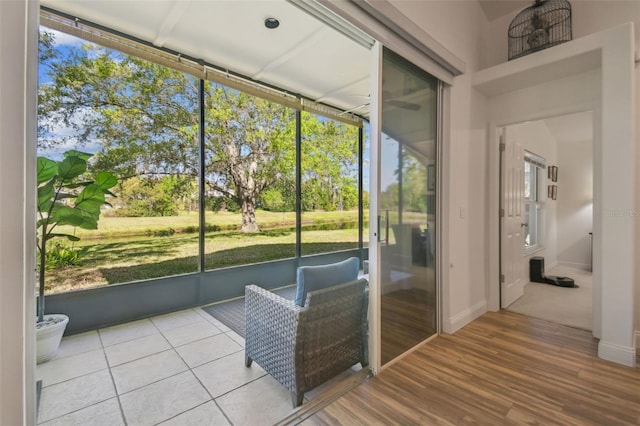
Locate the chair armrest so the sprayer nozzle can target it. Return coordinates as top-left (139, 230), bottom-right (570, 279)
top-left (245, 285), bottom-right (306, 389)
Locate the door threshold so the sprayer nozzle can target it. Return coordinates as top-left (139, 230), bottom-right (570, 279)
top-left (275, 367), bottom-right (372, 426)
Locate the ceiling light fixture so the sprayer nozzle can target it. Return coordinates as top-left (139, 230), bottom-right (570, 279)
top-left (264, 17), bottom-right (280, 29)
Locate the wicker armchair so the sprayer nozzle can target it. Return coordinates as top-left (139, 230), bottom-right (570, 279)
top-left (245, 278), bottom-right (369, 407)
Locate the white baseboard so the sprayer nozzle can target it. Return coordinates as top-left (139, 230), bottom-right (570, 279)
top-left (443, 300), bottom-right (487, 334)
top-left (598, 339), bottom-right (636, 367)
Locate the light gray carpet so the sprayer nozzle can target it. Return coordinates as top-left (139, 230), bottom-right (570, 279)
top-left (201, 286), bottom-right (297, 338)
top-left (507, 265), bottom-right (592, 331)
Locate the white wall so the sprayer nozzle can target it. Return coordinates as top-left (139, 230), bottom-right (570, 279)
top-left (483, 68), bottom-right (600, 318)
top-left (0, 0), bottom-right (38, 424)
top-left (480, 1), bottom-right (640, 69)
top-left (479, 0), bottom-right (639, 360)
top-left (505, 120), bottom-right (558, 269)
top-left (388, 2), bottom-right (637, 356)
top-left (478, 22), bottom-right (636, 365)
top-left (557, 137), bottom-right (593, 270)
top-left (389, 0), bottom-right (491, 332)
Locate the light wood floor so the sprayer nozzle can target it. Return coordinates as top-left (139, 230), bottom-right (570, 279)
top-left (305, 310), bottom-right (640, 425)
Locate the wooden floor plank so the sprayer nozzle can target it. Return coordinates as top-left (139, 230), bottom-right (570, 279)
top-left (306, 311), bottom-right (639, 425)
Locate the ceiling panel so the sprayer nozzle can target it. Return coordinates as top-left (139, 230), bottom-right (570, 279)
top-left (41, 0), bottom-right (372, 116)
top-left (260, 28), bottom-right (370, 104)
top-left (162, 0), bottom-right (325, 77)
top-left (43, 1), bottom-right (180, 43)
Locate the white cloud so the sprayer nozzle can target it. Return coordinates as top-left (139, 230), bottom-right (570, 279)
top-left (41, 106), bottom-right (96, 135)
top-left (39, 106), bottom-right (102, 159)
top-left (38, 139), bottom-right (102, 161)
top-left (44, 28), bottom-right (86, 48)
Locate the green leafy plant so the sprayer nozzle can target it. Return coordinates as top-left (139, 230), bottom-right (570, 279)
top-left (44, 242), bottom-right (84, 270)
top-left (37, 150), bottom-right (117, 323)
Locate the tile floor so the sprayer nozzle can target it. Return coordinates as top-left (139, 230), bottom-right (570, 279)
top-left (36, 307), bottom-right (296, 425)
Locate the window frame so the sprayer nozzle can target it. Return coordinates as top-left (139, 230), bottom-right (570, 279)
top-left (38, 20), bottom-right (368, 293)
top-left (523, 151), bottom-right (545, 255)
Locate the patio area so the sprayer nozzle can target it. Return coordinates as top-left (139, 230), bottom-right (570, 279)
top-left (36, 305), bottom-right (364, 425)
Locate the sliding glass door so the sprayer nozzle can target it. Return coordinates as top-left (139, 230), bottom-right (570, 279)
top-left (378, 47), bottom-right (438, 365)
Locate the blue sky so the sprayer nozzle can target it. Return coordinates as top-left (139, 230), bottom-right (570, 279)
top-left (39, 26), bottom-right (101, 160)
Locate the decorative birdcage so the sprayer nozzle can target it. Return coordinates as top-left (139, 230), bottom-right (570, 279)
top-left (508, 0), bottom-right (572, 61)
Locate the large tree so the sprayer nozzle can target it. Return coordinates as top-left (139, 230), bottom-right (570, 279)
top-left (205, 88), bottom-right (295, 231)
top-left (38, 31), bottom-right (358, 232)
top-left (300, 112), bottom-right (359, 212)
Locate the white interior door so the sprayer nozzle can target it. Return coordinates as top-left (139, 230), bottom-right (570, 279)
top-left (500, 128), bottom-right (526, 308)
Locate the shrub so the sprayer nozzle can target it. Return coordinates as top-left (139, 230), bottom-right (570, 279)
top-left (44, 243), bottom-right (83, 270)
top-left (144, 228), bottom-right (176, 237)
top-left (302, 219), bottom-right (358, 231)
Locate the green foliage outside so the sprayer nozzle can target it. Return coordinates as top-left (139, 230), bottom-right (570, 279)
top-left (37, 29), bottom-right (369, 294)
top-left (36, 150), bottom-right (117, 319)
top-left (45, 242), bottom-right (84, 270)
top-left (114, 176), bottom-right (197, 217)
top-left (44, 213), bottom-right (365, 294)
top-left (380, 152), bottom-right (430, 213)
top-left (38, 31), bottom-right (360, 232)
top-left (260, 188), bottom-right (293, 212)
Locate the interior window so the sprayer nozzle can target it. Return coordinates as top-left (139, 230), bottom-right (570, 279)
top-left (524, 152), bottom-right (545, 251)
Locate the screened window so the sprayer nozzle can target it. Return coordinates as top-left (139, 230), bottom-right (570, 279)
top-left (38, 27), bottom-right (200, 292)
top-left (300, 112), bottom-right (360, 256)
top-left (37, 22), bottom-right (368, 294)
top-left (203, 85), bottom-right (297, 269)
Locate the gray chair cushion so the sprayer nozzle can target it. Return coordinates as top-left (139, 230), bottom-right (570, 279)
top-left (294, 257), bottom-right (360, 306)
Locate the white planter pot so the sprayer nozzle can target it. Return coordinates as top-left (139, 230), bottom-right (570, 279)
top-left (36, 314), bottom-right (69, 364)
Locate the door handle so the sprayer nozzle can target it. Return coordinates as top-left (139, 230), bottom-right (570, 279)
top-left (521, 223), bottom-right (528, 227)
top-left (377, 210), bottom-right (390, 246)
top-left (385, 210), bottom-right (389, 246)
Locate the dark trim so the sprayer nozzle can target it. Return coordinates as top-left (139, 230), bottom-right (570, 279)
top-left (436, 80), bottom-right (443, 334)
top-left (295, 109), bottom-right (302, 258)
top-left (36, 380), bottom-right (42, 419)
top-left (198, 79), bottom-right (206, 272)
top-left (397, 142), bottom-right (403, 224)
top-left (358, 126), bottom-right (364, 252)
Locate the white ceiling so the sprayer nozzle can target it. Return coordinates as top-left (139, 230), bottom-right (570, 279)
top-left (41, 0), bottom-right (372, 115)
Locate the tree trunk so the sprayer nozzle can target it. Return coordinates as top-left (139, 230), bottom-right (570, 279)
top-left (241, 197), bottom-right (259, 232)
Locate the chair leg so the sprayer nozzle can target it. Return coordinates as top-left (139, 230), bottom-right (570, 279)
top-left (291, 391), bottom-right (304, 408)
top-left (245, 354), bottom-right (253, 367)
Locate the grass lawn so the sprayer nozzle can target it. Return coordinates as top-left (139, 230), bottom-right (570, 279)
top-left (60, 210), bottom-right (366, 239)
top-left (45, 210), bottom-right (364, 294)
